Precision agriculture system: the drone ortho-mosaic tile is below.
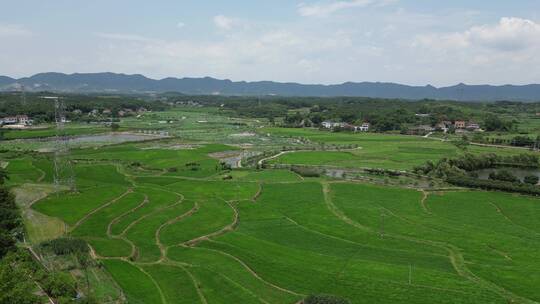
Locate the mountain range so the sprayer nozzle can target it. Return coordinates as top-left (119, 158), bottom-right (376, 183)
top-left (1, 72), bottom-right (540, 101)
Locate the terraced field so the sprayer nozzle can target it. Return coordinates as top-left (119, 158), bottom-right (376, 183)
top-left (5, 140), bottom-right (540, 303)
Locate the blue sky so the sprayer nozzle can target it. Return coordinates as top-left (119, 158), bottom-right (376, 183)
top-left (1, 0), bottom-right (540, 86)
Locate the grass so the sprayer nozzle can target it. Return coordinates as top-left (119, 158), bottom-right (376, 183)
top-left (141, 264), bottom-right (202, 304)
top-left (33, 185), bottom-right (128, 226)
top-left (109, 187), bottom-right (179, 236)
top-left (160, 198), bottom-right (234, 247)
top-left (168, 246), bottom-right (299, 303)
top-left (125, 200), bottom-right (195, 262)
top-left (102, 260), bottom-right (163, 304)
top-left (13, 183), bottom-right (65, 244)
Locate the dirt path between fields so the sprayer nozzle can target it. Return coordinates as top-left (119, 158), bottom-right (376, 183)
top-left (183, 200), bottom-right (239, 247)
top-left (155, 203), bottom-right (199, 261)
top-left (489, 201), bottom-right (540, 237)
top-left (419, 190), bottom-right (432, 214)
top-left (107, 195), bottom-right (148, 237)
top-left (203, 240), bottom-right (304, 297)
top-left (252, 183), bottom-right (263, 202)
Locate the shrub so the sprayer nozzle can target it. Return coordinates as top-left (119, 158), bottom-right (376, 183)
top-left (40, 238), bottom-right (89, 256)
top-left (524, 175), bottom-right (539, 185)
top-left (290, 166), bottom-right (321, 177)
top-left (304, 294), bottom-right (351, 304)
top-left (489, 170), bottom-right (519, 183)
top-left (446, 174), bottom-right (540, 196)
top-left (41, 272), bottom-right (77, 298)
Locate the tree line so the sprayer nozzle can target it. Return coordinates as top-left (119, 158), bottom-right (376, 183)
top-left (0, 168), bottom-right (92, 303)
top-left (414, 153), bottom-right (540, 195)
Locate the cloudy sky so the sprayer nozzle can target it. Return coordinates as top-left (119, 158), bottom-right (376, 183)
top-left (1, 0), bottom-right (540, 86)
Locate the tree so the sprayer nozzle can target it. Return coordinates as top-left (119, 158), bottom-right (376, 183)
top-left (41, 272), bottom-right (77, 299)
top-left (0, 251), bottom-right (41, 304)
top-left (110, 123), bottom-right (120, 131)
top-left (304, 294), bottom-right (351, 304)
top-left (0, 232), bottom-right (15, 258)
top-left (0, 168), bottom-right (8, 185)
top-left (489, 170), bottom-right (519, 183)
top-left (484, 114), bottom-right (512, 131)
top-left (523, 175), bottom-right (539, 185)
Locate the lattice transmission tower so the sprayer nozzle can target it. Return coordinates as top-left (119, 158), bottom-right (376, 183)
top-left (20, 84), bottom-right (26, 106)
top-left (50, 97), bottom-right (76, 192)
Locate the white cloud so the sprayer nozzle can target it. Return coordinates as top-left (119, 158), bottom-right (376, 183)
top-left (297, 0), bottom-right (395, 17)
top-left (95, 32), bottom-right (155, 42)
top-left (89, 25), bottom-right (357, 84)
top-left (213, 15), bottom-right (235, 30)
top-left (466, 17), bottom-right (540, 51)
top-left (413, 17), bottom-right (540, 52)
top-left (0, 24), bottom-right (32, 37)
top-left (176, 22), bottom-right (185, 29)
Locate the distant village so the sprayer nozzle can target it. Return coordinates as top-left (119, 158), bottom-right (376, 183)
top-left (0, 107), bottom-right (150, 129)
top-left (320, 114), bottom-right (483, 135)
top-left (0, 115), bottom-right (33, 129)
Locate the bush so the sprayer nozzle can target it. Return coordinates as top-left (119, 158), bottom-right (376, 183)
top-left (41, 272), bottom-right (77, 298)
top-left (447, 174), bottom-right (540, 196)
top-left (524, 175), bottom-right (539, 185)
top-left (290, 166), bottom-right (321, 177)
top-left (304, 294), bottom-right (351, 304)
top-left (40, 238), bottom-right (89, 256)
top-left (110, 123), bottom-right (120, 131)
top-left (489, 170), bottom-right (519, 183)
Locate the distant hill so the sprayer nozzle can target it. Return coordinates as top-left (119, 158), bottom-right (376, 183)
top-left (1, 72), bottom-right (540, 101)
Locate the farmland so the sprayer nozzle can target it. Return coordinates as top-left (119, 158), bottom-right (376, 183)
top-left (3, 106), bottom-right (540, 304)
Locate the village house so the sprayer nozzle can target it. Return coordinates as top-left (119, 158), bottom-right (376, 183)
top-left (321, 121), bottom-right (345, 129)
top-left (72, 109), bottom-right (82, 115)
top-left (1, 116), bottom-right (18, 124)
top-left (102, 109), bottom-right (112, 115)
top-left (17, 115), bottom-right (31, 125)
top-left (356, 123), bottom-right (370, 132)
top-left (1, 115), bottom-right (32, 128)
top-left (414, 125), bottom-right (435, 132)
top-left (466, 122), bottom-right (481, 131)
top-left (435, 122), bottom-right (449, 133)
top-left (454, 120), bottom-right (466, 129)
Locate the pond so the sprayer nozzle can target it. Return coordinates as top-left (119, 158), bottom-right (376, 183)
top-left (474, 167), bottom-right (540, 184)
top-left (65, 133), bottom-right (161, 144)
top-left (3, 132), bottom-right (167, 152)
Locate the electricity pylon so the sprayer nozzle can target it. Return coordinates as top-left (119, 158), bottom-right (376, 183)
top-left (51, 97), bottom-right (76, 192)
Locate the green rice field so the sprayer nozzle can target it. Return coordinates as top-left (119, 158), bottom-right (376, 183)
top-left (263, 128), bottom-right (536, 170)
top-left (3, 115), bottom-right (540, 304)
